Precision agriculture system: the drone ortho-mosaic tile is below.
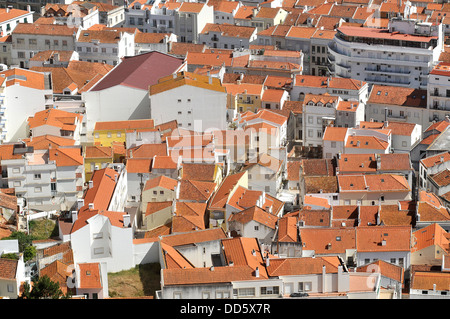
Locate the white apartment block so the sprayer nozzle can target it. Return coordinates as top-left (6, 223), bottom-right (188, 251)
top-left (1, 147), bottom-right (84, 211)
top-left (0, 68), bottom-right (53, 143)
top-left (76, 29), bottom-right (135, 66)
top-left (427, 62), bottom-right (450, 124)
top-left (149, 71), bottom-right (228, 131)
top-left (291, 75), bottom-right (369, 107)
top-left (198, 23), bottom-right (258, 50)
top-left (328, 18), bottom-right (444, 90)
top-left (175, 2), bottom-right (214, 44)
top-left (0, 7), bottom-right (33, 37)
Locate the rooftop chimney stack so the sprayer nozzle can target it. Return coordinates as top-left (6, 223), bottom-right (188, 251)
top-left (123, 214), bottom-right (130, 227)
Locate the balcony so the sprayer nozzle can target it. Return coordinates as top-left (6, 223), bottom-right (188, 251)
top-left (365, 78), bottom-right (411, 87)
top-left (364, 67), bottom-right (411, 76)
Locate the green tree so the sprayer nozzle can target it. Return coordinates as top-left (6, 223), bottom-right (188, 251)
top-left (23, 245), bottom-right (36, 262)
top-left (20, 275), bottom-right (71, 299)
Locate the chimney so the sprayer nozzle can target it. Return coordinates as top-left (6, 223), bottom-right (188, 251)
top-left (71, 211), bottom-right (78, 223)
top-left (27, 5), bottom-right (31, 12)
top-left (251, 249), bottom-right (256, 256)
top-left (255, 266), bottom-right (260, 278)
top-left (207, 71), bottom-right (212, 84)
top-left (381, 239), bottom-right (386, 246)
top-left (77, 199), bottom-right (84, 210)
top-left (123, 214), bottom-right (130, 227)
top-left (210, 266), bottom-right (215, 271)
top-left (89, 180), bottom-right (93, 189)
top-left (6, 7), bottom-right (10, 13)
top-left (229, 261), bottom-right (234, 267)
top-left (265, 256), bottom-right (270, 267)
top-left (88, 203), bottom-right (94, 210)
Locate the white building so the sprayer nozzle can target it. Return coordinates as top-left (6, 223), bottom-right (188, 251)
top-left (82, 51), bottom-right (185, 139)
top-left (199, 23), bottom-right (257, 49)
top-left (2, 146), bottom-right (84, 211)
top-left (0, 68), bottom-right (53, 143)
top-left (70, 210), bottom-right (134, 273)
top-left (175, 2), bottom-right (214, 44)
top-left (328, 19), bottom-right (444, 90)
top-left (75, 29), bottom-right (135, 66)
top-left (149, 71), bottom-right (228, 131)
top-left (427, 62), bottom-right (450, 124)
top-left (291, 74), bottom-right (369, 108)
top-left (11, 23), bottom-right (79, 68)
top-left (0, 7), bottom-right (33, 37)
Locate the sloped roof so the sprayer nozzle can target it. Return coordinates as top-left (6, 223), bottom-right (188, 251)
top-left (90, 51), bottom-right (184, 92)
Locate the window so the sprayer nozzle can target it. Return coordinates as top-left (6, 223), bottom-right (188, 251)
top-left (94, 133), bottom-right (99, 139)
top-left (34, 174), bottom-right (41, 179)
top-left (390, 258), bottom-right (396, 264)
top-left (261, 286), bottom-right (279, 295)
top-left (254, 225), bottom-right (259, 231)
top-left (54, 40), bottom-right (59, 46)
top-left (107, 132), bottom-right (111, 138)
top-left (93, 232), bottom-right (103, 239)
top-left (298, 282), bottom-right (312, 292)
top-left (234, 288), bottom-right (255, 297)
top-left (7, 284), bottom-right (14, 293)
top-left (13, 181), bottom-right (20, 187)
top-left (93, 247), bottom-right (104, 255)
top-left (202, 292), bottom-right (210, 299)
top-left (173, 292), bottom-right (182, 299)
top-left (18, 51), bottom-right (25, 59)
top-left (35, 187), bottom-right (42, 193)
top-left (62, 40), bottom-right (67, 46)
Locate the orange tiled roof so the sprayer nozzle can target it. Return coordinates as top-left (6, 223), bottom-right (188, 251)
top-left (150, 71), bottom-right (226, 95)
top-left (78, 263), bottom-right (102, 289)
top-left (420, 152), bottom-right (450, 169)
top-left (300, 227), bottom-right (356, 254)
top-left (201, 23), bottom-right (256, 38)
top-left (277, 216), bottom-right (298, 242)
top-left (94, 119), bottom-right (154, 131)
top-left (229, 205), bottom-right (278, 229)
top-left (144, 175), bottom-right (177, 191)
top-left (267, 256), bottom-right (341, 276)
top-left (49, 147), bottom-right (83, 167)
top-left (356, 226), bottom-right (411, 252)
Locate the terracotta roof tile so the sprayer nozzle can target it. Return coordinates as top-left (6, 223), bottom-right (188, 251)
top-left (78, 263), bottom-right (102, 289)
top-left (356, 226), bottom-right (411, 252)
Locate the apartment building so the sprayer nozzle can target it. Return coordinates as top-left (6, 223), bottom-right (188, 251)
top-left (427, 62), bottom-right (450, 124)
top-left (175, 2), bottom-right (214, 44)
top-left (83, 51), bottom-right (184, 137)
top-left (302, 93), bottom-right (339, 147)
top-left (328, 18), bottom-right (444, 89)
top-left (0, 7), bottom-right (33, 37)
top-left (11, 23), bottom-right (79, 68)
top-left (322, 126), bottom-right (392, 159)
top-left (75, 28), bottom-right (135, 66)
top-left (366, 85), bottom-right (429, 130)
top-left (0, 68), bottom-right (53, 143)
top-left (199, 23), bottom-right (257, 49)
top-left (1, 146), bottom-right (84, 211)
top-left (291, 75), bottom-right (369, 107)
top-left (149, 71), bottom-right (228, 131)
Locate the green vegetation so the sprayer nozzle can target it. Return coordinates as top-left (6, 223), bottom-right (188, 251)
top-left (29, 219), bottom-right (58, 239)
top-left (1, 218), bottom-right (57, 262)
top-left (108, 263), bottom-right (161, 298)
top-left (20, 275), bottom-right (71, 299)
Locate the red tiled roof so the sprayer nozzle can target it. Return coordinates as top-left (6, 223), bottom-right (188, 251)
top-left (90, 51), bottom-right (183, 91)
